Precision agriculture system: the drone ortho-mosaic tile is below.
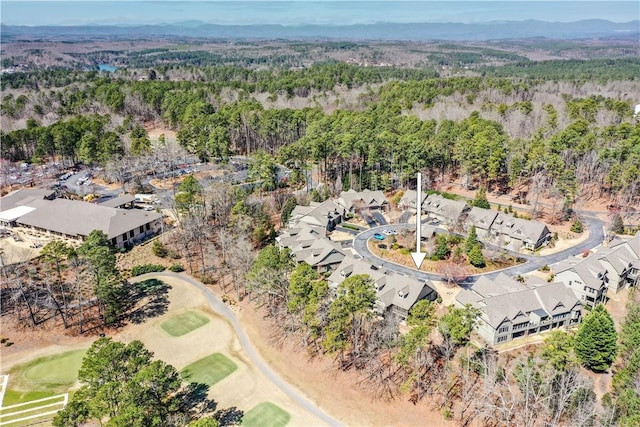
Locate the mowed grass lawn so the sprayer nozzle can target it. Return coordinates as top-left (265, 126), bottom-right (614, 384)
top-left (161, 310), bottom-right (210, 337)
top-left (242, 402), bottom-right (291, 427)
top-left (8, 349), bottom-right (86, 393)
top-left (181, 353), bottom-right (237, 386)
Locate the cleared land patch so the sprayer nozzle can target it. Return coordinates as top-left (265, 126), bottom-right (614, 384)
top-left (242, 402), bottom-right (291, 427)
top-left (181, 353), bottom-right (237, 386)
top-left (161, 310), bottom-right (210, 337)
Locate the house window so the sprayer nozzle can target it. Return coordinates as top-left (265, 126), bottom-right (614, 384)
top-left (122, 233), bottom-right (127, 241)
top-left (498, 326), bottom-right (509, 333)
top-left (497, 336), bottom-right (508, 343)
top-left (513, 321), bottom-right (529, 330)
top-left (139, 226), bottom-right (144, 234)
top-left (111, 238), bottom-right (117, 246)
top-left (129, 230), bottom-right (134, 238)
top-left (146, 223), bottom-right (150, 231)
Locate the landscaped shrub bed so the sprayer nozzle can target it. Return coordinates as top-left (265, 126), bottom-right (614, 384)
top-left (131, 264), bottom-right (166, 276)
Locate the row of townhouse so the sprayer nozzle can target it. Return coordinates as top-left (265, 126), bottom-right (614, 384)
top-left (287, 189), bottom-right (388, 232)
top-left (278, 190), bottom-right (437, 321)
top-left (456, 273), bottom-right (583, 345)
top-left (553, 233), bottom-right (640, 307)
top-left (327, 257), bottom-right (437, 320)
top-left (399, 191), bottom-right (551, 250)
top-left (456, 232), bottom-right (639, 345)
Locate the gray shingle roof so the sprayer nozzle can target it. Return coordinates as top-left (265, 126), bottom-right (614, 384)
top-left (423, 194), bottom-right (467, 221)
top-left (329, 256), bottom-right (436, 313)
top-left (337, 189), bottom-right (387, 211)
top-left (598, 244), bottom-right (637, 274)
top-left (399, 189), bottom-right (427, 210)
top-left (456, 275), bottom-right (581, 328)
top-left (0, 188), bottom-right (55, 211)
top-left (15, 198), bottom-right (161, 240)
top-left (290, 199), bottom-right (343, 228)
top-left (466, 206), bottom-right (498, 230)
top-left (491, 213), bottom-right (550, 244)
top-left (98, 195), bottom-right (136, 208)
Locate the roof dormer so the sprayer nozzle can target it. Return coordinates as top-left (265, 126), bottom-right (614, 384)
top-left (398, 286), bottom-right (410, 298)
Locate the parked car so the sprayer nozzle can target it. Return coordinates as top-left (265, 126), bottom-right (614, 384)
top-left (383, 229), bottom-right (397, 235)
top-left (373, 233), bottom-right (386, 241)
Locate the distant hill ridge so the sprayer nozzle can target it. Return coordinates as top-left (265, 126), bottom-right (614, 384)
top-left (2, 19), bottom-right (639, 41)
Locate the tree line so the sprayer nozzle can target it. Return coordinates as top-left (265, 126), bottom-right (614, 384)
top-left (1, 230), bottom-right (160, 332)
top-left (3, 66), bottom-right (638, 210)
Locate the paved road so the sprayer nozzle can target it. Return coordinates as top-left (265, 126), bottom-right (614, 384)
top-left (138, 271), bottom-right (342, 427)
top-left (352, 213), bottom-right (605, 284)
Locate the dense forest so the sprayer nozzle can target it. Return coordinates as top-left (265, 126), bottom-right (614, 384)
top-left (2, 56), bottom-right (639, 214)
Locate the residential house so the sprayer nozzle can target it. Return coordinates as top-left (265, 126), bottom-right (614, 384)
top-left (456, 273), bottom-right (582, 345)
top-left (328, 256), bottom-right (437, 321)
top-left (398, 189), bottom-right (427, 212)
top-left (277, 223), bottom-right (346, 273)
top-left (596, 240), bottom-right (639, 293)
top-left (553, 233), bottom-right (640, 298)
top-left (465, 207), bottom-right (498, 240)
top-left (336, 189), bottom-right (388, 213)
top-left (488, 213), bottom-right (551, 250)
top-left (422, 194), bottom-right (468, 229)
top-left (554, 255), bottom-right (609, 308)
top-left (276, 222), bottom-right (324, 250)
top-left (288, 199), bottom-right (345, 231)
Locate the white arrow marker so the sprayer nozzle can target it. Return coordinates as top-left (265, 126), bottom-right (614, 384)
top-left (411, 172), bottom-right (427, 269)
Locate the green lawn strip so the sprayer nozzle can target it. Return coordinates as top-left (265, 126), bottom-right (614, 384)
top-left (1, 390), bottom-right (56, 407)
top-left (0, 390), bottom-right (65, 424)
top-left (161, 310), bottom-right (210, 337)
top-left (1, 404), bottom-right (64, 423)
top-left (241, 402), bottom-right (291, 427)
top-left (8, 349), bottom-right (86, 392)
top-left (1, 410), bottom-right (61, 424)
top-left (180, 353), bottom-right (237, 386)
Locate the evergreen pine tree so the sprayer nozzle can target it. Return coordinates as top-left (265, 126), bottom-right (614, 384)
top-left (575, 304), bottom-right (617, 372)
top-left (468, 243), bottom-right (486, 268)
top-left (472, 187), bottom-right (491, 209)
top-left (464, 226), bottom-right (479, 254)
top-left (433, 234), bottom-right (450, 260)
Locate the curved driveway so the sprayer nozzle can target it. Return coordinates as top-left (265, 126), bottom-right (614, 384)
top-left (352, 213), bottom-right (605, 284)
top-left (138, 271), bottom-right (342, 427)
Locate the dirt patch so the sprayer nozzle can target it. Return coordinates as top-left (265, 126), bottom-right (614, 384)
top-left (538, 229), bottom-right (589, 256)
top-left (0, 236), bottom-right (42, 264)
top-left (147, 127), bottom-right (177, 142)
top-left (430, 280), bottom-right (462, 307)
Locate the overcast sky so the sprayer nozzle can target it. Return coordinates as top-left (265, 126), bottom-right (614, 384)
top-left (1, 1), bottom-right (638, 26)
